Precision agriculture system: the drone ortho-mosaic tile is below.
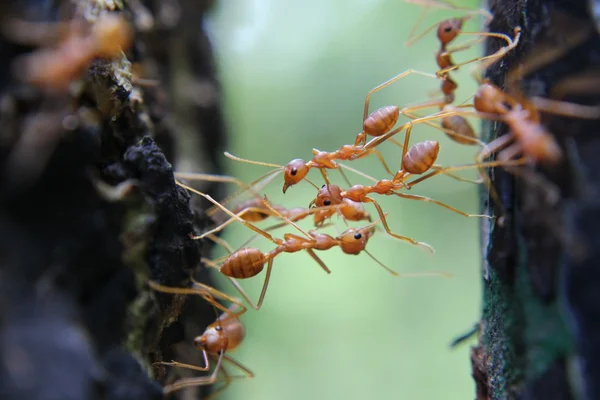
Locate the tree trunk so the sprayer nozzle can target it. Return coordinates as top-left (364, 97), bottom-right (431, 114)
top-left (0, 1), bottom-right (225, 399)
top-left (476, 1), bottom-right (600, 399)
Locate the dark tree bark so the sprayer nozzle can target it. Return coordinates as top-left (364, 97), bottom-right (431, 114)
top-left (476, 1), bottom-right (600, 399)
top-left (0, 1), bottom-right (225, 399)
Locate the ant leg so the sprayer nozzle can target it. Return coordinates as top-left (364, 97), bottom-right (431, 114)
top-left (438, 28), bottom-right (522, 76)
top-left (475, 27), bottom-right (522, 73)
top-left (337, 167), bottom-right (353, 187)
top-left (364, 197), bottom-right (435, 253)
top-left (255, 258), bottom-right (274, 310)
top-left (304, 248), bottom-right (332, 274)
top-left (215, 258), bottom-right (274, 312)
top-left (205, 355), bottom-right (254, 400)
top-left (403, 111), bottom-right (486, 146)
top-left (162, 350), bottom-right (225, 395)
top-left (261, 195), bottom-right (314, 239)
top-left (200, 257), bottom-right (264, 311)
top-left (363, 69), bottom-right (439, 122)
top-left (148, 281), bottom-right (247, 317)
top-left (195, 207), bottom-right (277, 239)
top-left (206, 363), bottom-right (232, 400)
top-left (403, 1), bottom-right (493, 25)
top-left (393, 192), bottom-right (492, 219)
top-left (349, 149), bottom-right (394, 175)
top-left (339, 162), bottom-right (382, 182)
top-left (189, 279), bottom-right (249, 317)
top-left (401, 125), bottom-right (414, 168)
top-left (177, 181), bottom-right (281, 243)
top-left (443, 36), bottom-right (485, 54)
top-left (405, 157), bottom-right (529, 188)
top-left (175, 172), bottom-right (252, 191)
top-left (154, 350), bottom-right (210, 373)
top-left (319, 168), bottom-right (331, 185)
top-left (205, 233), bottom-right (236, 253)
top-left (431, 165), bottom-right (483, 184)
top-left (362, 248), bottom-right (451, 277)
top-left (180, 168), bottom-right (282, 219)
top-left (530, 97), bottom-right (600, 120)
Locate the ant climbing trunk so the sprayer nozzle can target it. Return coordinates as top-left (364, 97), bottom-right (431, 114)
top-left (473, 1), bottom-right (600, 399)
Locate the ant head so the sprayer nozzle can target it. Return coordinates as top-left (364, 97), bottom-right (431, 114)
top-left (437, 18), bottom-right (464, 47)
top-left (283, 159), bottom-right (309, 193)
top-left (338, 227), bottom-right (371, 255)
top-left (311, 184), bottom-right (343, 207)
top-left (195, 323), bottom-right (229, 354)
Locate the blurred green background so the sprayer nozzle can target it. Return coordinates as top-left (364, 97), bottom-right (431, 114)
top-left (203, 0), bottom-right (484, 399)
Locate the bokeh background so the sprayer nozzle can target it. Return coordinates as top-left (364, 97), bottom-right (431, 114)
top-left (202, 0), bottom-right (483, 398)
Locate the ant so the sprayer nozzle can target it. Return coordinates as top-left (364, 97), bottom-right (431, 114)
top-left (404, 0), bottom-right (493, 47)
top-left (150, 290), bottom-right (252, 397)
top-left (191, 195), bottom-right (371, 240)
top-left (440, 77), bottom-right (600, 171)
top-left (308, 140), bottom-right (492, 235)
top-left (175, 172), bottom-right (370, 237)
top-left (8, 13), bottom-right (133, 91)
top-left (403, 1), bottom-right (515, 77)
top-left (177, 181), bottom-right (447, 310)
top-left (224, 101), bottom-right (485, 194)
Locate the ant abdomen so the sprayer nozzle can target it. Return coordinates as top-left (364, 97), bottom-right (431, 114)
top-left (220, 248), bottom-right (266, 278)
top-left (402, 140), bottom-right (440, 174)
top-left (441, 116), bottom-right (478, 145)
top-left (363, 105), bottom-right (400, 137)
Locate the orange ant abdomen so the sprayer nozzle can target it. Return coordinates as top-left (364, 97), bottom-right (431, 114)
top-left (402, 140), bottom-right (440, 174)
top-left (339, 199), bottom-right (370, 222)
top-left (437, 18), bottom-right (464, 47)
top-left (441, 116), bottom-right (478, 145)
top-left (363, 105), bottom-right (400, 137)
top-left (505, 109), bottom-right (562, 164)
top-left (283, 159), bottom-right (310, 193)
top-left (220, 248), bottom-right (265, 278)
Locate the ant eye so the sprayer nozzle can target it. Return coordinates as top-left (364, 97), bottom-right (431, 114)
top-left (444, 26), bottom-right (452, 32)
top-left (324, 200), bottom-right (331, 206)
top-left (215, 325), bottom-right (222, 331)
top-left (354, 233), bottom-right (362, 240)
top-left (291, 168), bottom-right (297, 176)
top-left (321, 184), bottom-right (326, 188)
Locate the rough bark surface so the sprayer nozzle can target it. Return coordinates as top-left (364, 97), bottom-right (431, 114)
top-left (0, 1), bottom-right (225, 399)
top-left (477, 1), bottom-right (600, 399)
